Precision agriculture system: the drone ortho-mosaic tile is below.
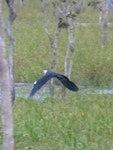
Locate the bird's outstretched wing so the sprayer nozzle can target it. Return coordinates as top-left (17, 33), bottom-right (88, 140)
top-left (29, 70), bottom-right (78, 98)
top-left (56, 74), bottom-right (78, 91)
top-left (29, 71), bottom-right (57, 97)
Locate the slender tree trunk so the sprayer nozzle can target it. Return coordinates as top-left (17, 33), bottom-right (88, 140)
top-left (63, 17), bottom-right (75, 98)
top-left (41, 0), bottom-right (61, 99)
top-left (6, 0), bottom-right (16, 102)
top-left (99, 0), bottom-right (109, 44)
top-left (49, 28), bottom-right (61, 99)
top-left (0, 0), bottom-right (14, 149)
top-left (64, 17), bottom-right (75, 79)
top-left (41, 0), bottom-right (82, 99)
top-left (62, 0), bottom-right (83, 98)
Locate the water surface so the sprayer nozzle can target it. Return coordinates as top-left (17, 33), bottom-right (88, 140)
top-left (0, 83), bottom-right (113, 100)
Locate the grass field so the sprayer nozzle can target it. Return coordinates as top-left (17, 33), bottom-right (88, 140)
top-left (1, 0), bottom-right (113, 149)
top-left (10, 0), bottom-right (113, 87)
top-left (1, 94), bottom-right (113, 150)
top-left (9, 94), bottom-right (113, 149)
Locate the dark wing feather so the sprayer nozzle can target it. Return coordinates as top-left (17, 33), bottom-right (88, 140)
top-left (56, 75), bottom-right (78, 91)
top-left (29, 71), bottom-right (57, 97)
top-left (29, 70), bottom-right (78, 98)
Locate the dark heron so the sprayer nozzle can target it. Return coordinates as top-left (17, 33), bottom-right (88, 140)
top-left (29, 70), bottom-right (78, 98)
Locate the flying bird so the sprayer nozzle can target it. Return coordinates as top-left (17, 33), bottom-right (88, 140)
top-left (29, 70), bottom-right (78, 98)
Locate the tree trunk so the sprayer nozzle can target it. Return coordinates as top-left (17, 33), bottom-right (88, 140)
top-left (63, 0), bottom-right (83, 98)
top-left (41, 0), bottom-right (83, 99)
top-left (6, 0), bottom-right (16, 101)
top-left (64, 17), bottom-right (75, 79)
top-left (41, 0), bottom-right (61, 99)
top-left (99, 0), bottom-right (109, 44)
top-left (6, 0), bottom-right (16, 102)
top-left (0, 0), bottom-right (14, 149)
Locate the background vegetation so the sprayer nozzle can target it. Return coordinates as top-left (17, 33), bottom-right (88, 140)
top-left (1, 0), bottom-right (113, 149)
top-left (10, 0), bottom-right (113, 87)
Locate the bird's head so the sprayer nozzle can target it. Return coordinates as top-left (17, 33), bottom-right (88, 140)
top-left (43, 70), bottom-right (48, 74)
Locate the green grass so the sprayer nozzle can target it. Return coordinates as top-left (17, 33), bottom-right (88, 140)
top-left (0, 94), bottom-right (112, 149)
top-left (1, 1), bottom-right (113, 149)
top-left (5, 0), bottom-right (112, 87)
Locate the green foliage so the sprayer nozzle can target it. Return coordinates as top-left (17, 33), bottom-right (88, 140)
top-left (1, 94), bottom-right (112, 149)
